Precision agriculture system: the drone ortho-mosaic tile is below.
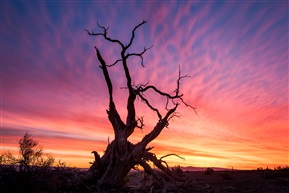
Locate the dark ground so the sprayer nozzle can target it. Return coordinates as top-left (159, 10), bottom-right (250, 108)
top-left (125, 170), bottom-right (289, 193)
top-left (1, 165), bottom-right (289, 193)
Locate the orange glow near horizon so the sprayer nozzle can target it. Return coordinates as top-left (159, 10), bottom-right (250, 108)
top-left (1, 1), bottom-right (288, 170)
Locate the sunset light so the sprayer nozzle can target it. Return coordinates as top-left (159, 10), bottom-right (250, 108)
top-left (1, 1), bottom-right (288, 171)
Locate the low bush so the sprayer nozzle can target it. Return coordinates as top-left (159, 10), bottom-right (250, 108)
top-left (204, 168), bottom-right (214, 175)
top-left (172, 165), bottom-right (183, 176)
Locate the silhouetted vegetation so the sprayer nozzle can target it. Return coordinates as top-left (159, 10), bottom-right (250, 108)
top-left (1, 132), bottom-right (54, 170)
top-left (19, 132), bottom-right (54, 173)
top-left (172, 165), bottom-right (184, 176)
top-left (85, 20), bottom-right (194, 188)
top-left (257, 166), bottom-right (289, 181)
top-left (204, 167), bottom-right (214, 175)
top-left (2, 147), bottom-right (289, 193)
top-left (0, 133), bottom-right (88, 193)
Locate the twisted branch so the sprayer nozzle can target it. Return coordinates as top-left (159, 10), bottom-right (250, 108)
top-left (126, 45), bottom-right (153, 67)
top-left (143, 151), bottom-right (185, 182)
top-left (160, 153), bottom-right (185, 161)
top-left (84, 23), bottom-right (125, 49)
top-left (126, 20), bottom-right (147, 49)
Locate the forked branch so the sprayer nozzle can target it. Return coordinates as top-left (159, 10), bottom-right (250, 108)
top-left (85, 23), bottom-right (125, 49)
top-left (126, 45), bottom-right (153, 67)
top-left (86, 21), bottom-right (196, 187)
top-left (136, 66), bottom-right (196, 119)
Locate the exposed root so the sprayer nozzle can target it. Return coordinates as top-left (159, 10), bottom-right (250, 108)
top-left (86, 20), bottom-right (194, 189)
top-left (138, 159), bottom-right (165, 184)
top-left (143, 151), bottom-right (185, 182)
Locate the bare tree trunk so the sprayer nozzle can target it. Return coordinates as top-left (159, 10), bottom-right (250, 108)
top-left (98, 153), bottom-right (134, 187)
top-left (85, 21), bottom-right (195, 188)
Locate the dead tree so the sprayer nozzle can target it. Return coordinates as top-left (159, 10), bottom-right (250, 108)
top-left (85, 20), bottom-right (195, 188)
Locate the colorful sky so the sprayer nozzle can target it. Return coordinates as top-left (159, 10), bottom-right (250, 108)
top-left (1, 1), bottom-right (288, 170)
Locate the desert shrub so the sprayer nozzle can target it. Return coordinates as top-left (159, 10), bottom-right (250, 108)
top-left (204, 167), bottom-right (214, 175)
top-left (256, 166), bottom-right (271, 171)
top-left (0, 151), bottom-right (18, 165)
top-left (172, 165), bottom-right (183, 175)
top-left (273, 166), bottom-right (289, 178)
top-left (0, 133), bottom-right (100, 193)
top-left (1, 133), bottom-right (54, 176)
top-left (56, 159), bottom-right (67, 170)
top-left (274, 166), bottom-right (289, 171)
top-left (257, 167), bottom-right (264, 171)
top-left (260, 166), bottom-right (289, 180)
top-left (18, 132), bottom-right (54, 174)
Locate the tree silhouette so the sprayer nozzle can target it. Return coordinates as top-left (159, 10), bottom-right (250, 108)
top-left (18, 132), bottom-right (54, 174)
top-left (85, 20), bottom-right (195, 188)
top-left (0, 132), bottom-right (55, 174)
